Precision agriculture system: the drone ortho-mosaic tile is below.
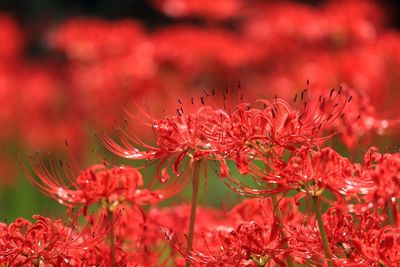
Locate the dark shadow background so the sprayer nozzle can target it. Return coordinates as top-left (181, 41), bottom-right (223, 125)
top-left (1, 0), bottom-right (400, 59)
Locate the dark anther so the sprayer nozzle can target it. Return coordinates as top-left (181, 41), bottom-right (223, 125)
top-left (330, 88), bottom-right (335, 98)
top-left (271, 108), bottom-right (276, 118)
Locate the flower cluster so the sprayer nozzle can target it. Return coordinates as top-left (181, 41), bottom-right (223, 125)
top-left (102, 86), bottom-right (367, 181)
top-left (2, 0), bottom-right (400, 266)
top-left (1, 0), bottom-right (400, 185)
top-left (27, 162), bottom-right (162, 215)
top-left (0, 214), bottom-right (108, 266)
top-left (4, 87), bottom-right (395, 266)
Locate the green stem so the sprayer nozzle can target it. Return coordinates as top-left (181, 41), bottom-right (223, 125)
top-left (271, 195), bottom-right (294, 267)
top-left (107, 208), bottom-right (116, 265)
top-left (185, 160), bottom-right (202, 267)
top-left (387, 201), bottom-right (397, 226)
top-left (33, 259), bottom-right (41, 267)
top-left (313, 195), bottom-right (333, 267)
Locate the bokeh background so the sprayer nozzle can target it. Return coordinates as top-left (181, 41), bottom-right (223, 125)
top-left (1, 0), bottom-right (400, 221)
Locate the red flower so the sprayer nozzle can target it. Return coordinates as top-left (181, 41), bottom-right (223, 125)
top-left (351, 147), bottom-right (400, 225)
top-left (168, 219), bottom-right (290, 266)
top-left (282, 206), bottom-right (400, 266)
top-left (224, 144), bottom-right (371, 199)
top-left (101, 102), bottom-right (263, 183)
top-left (27, 161), bottom-right (162, 215)
top-left (363, 147), bottom-right (400, 203)
top-left (0, 215), bottom-right (107, 266)
top-left (102, 90), bottom-right (354, 184)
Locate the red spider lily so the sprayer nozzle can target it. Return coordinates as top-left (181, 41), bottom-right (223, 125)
top-left (350, 225), bottom-right (400, 266)
top-left (167, 219), bottom-right (291, 266)
top-left (160, 199), bottom-right (304, 266)
top-left (100, 100), bottom-right (257, 182)
top-left (70, 210), bottom-right (164, 267)
top-left (101, 89), bottom-right (356, 185)
top-left (321, 209), bottom-right (362, 265)
top-left (228, 87), bottom-right (362, 182)
top-left (0, 214), bottom-right (108, 266)
top-left (272, 146), bottom-right (368, 198)
top-left (286, 208), bottom-right (357, 266)
top-left (336, 210), bottom-right (396, 266)
top-left (355, 147), bottom-right (400, 225)
top-left (317, 87), bottom-right (392, 148)
top-left (297, 86), bottom-right (391, 149)
top-left (252, 87), bottom-right (353, 150)
top-left (93, 202), bottom-right (179, 265)
top-left (285, 208), bottom-right (357, 265)
top-left (228, 198), bottom-right (304, 230)
top-left (27, 159), bottom-right (163, 215)
top-left (290, 208), bottom-right (400, 266)
top-left (100, 101), bottom-right (262, 182)
top-left (224, 145), bottom-right (372, 199)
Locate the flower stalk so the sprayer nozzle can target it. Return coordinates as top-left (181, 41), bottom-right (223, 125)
top-left (106, 204), bottom-right (116, 265)
top-left (313, 195), bottom-right (333, 267)
top-left (271, 194), bottom-right (294, 267)
top-left (185, 160), bottom-right (202, 267)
